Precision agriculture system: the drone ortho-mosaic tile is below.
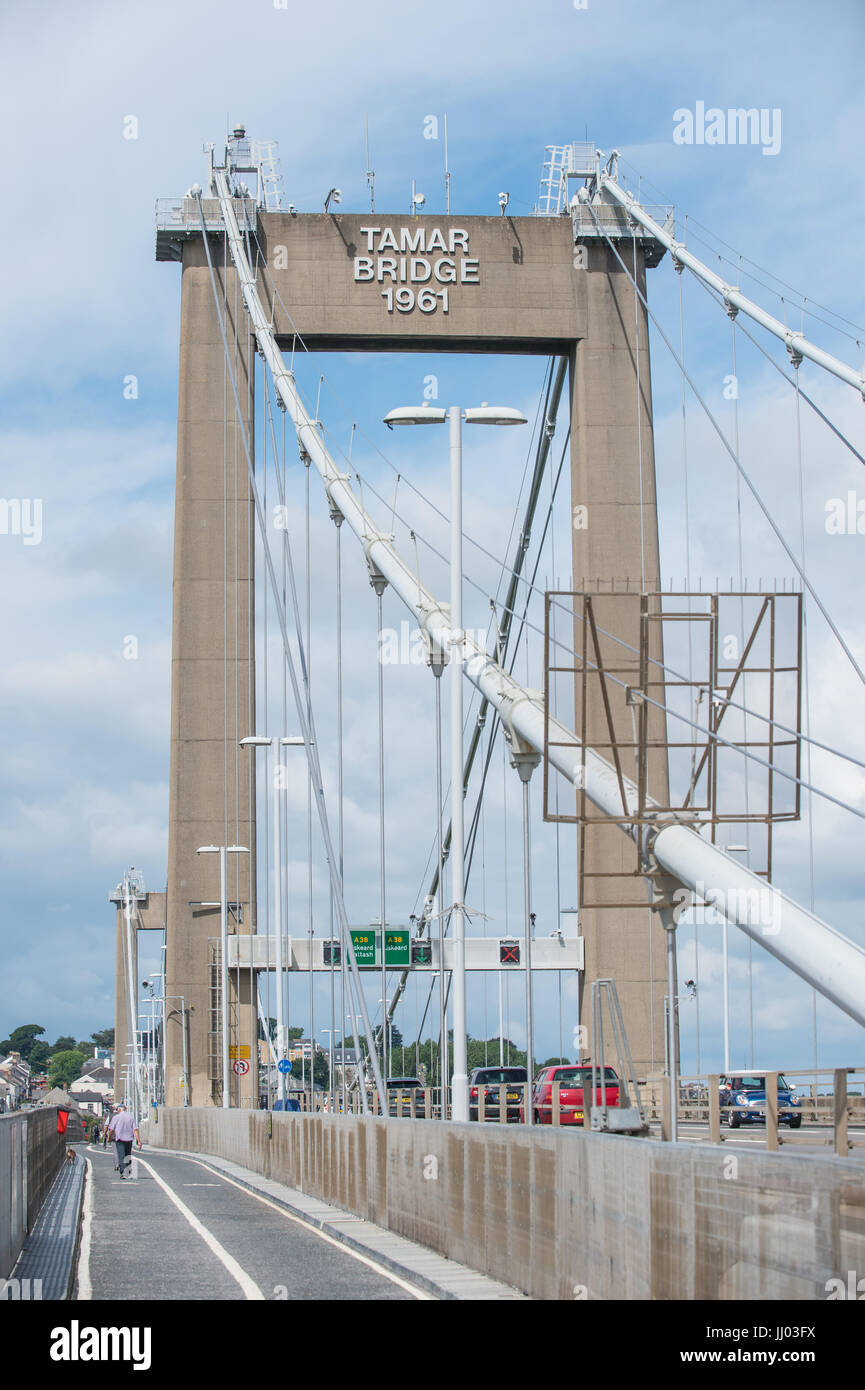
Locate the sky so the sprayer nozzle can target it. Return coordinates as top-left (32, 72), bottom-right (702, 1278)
top-left (1, 0), bottom-right (864, 1081)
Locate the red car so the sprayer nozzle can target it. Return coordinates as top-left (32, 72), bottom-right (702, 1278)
top-left (530, 1065), bottom-right (621, 1125)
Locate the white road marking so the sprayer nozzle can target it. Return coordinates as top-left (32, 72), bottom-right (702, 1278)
top-left (165, 1152), bottom-right (431, 1300)
top-left (135, 1156), bottom-right (265, 1300)
top-left (76, 1158), bottom-right (94, 1300)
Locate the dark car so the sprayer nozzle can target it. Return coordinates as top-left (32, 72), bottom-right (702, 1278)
top-left (719, 1073), bottom-right (802, 1128)
top-left (468, 1066), bottom-right (529, 1121)
top-left (530, 1065), bottom-right (621, 1126)
top-left (386, 1077), bottom-right (426, 1118)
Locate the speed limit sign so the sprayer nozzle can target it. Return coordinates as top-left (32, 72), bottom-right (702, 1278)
top-left (232, 1059), bottom-right (250, 1076)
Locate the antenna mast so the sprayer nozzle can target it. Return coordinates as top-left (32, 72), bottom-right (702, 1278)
top-left (365, 113), bottom-right (375, 213)
top-left (444, 113), bottom-right (451, 214)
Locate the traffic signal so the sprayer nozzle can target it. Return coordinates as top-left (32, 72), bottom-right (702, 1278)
top-left (411, 941), bottom-right (432, 966)
top-left (499, 939), bottom-right (520, 965)
top-left (323, 940), bottom-right (341, 965)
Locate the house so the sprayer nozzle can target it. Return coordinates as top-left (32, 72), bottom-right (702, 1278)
top-left (70, 1067), bottom-right (113, 1115)
top-left (0, 1052), bottom-right (31, 1109)
top-left (71, 1089), bottom-right (111, 1117)
top-left (288, 1037), bottom-right (324, 1063)
top-left (330, 1048), bottom-right (362, 1088)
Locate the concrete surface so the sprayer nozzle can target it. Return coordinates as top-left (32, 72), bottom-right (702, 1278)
top-left (148, 1107), bottom-right (865, 1300)
top-left (74, 1140), bottom-right (521, 1300)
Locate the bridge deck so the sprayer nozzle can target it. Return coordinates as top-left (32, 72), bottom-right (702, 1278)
top-left (73, 1142), bottom-right (524, 1301)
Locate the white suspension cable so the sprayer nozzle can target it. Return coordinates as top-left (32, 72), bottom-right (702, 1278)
top-left (579, 195), bottom-right (865, 694)
top-left (209, 165), bottom-right (865, 1034)
top-left (587, 172), bottom-right (865, 396)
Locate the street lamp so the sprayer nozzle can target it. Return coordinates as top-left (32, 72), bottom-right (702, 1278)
top-left (197, 844), bottom-right (249, 1108)
top-left (382, 401), bottom-right (527, 1121)
top-left (141, 978), bottom-right (161, 1107)
top-left (345, 1012), bottom-right (364, 1106)
top-left (723, 845), bottom-right (749, 1073)
top-left (321, 1029), bottom-right (339, 1110)
top-left (144, 982), bottom-right (190, 1108)
top-left (240, 734), bottom-right (305, 1103)
top-left (378, 998), bottom-right (393, 1080)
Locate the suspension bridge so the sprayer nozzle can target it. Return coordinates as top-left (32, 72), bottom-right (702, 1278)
top-left (94, 129), bottom-right (865, 1299)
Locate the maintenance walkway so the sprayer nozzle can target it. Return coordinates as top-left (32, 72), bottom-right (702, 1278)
top-left (74, 1141), bottom-right (523, 1301)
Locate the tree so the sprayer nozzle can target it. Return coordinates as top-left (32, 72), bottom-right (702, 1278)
top-left (312, 1052), bottom-right (330, 1090)
top-left (50, 1035), bottom-right (78, 1056)
top-left (29, 1041), bottom-right (51, 1071)
top-left (91, 1028), bottom-right (114, 1049)
top-left (541, 1057), bottom-right (571, 1067)
top-left (1, 1024), bottom-right (46, 1063)
top-left (48, 1049), bottom-right (87, 1089)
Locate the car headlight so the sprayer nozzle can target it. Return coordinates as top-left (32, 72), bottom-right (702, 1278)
top-left (736, 1093), bottom-right (749, 1104)
top-left (790, 1095), bottom-right (799, 1105)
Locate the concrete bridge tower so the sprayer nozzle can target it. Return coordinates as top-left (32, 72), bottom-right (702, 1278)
top-left (136, 136), bottom-right (670, 1100)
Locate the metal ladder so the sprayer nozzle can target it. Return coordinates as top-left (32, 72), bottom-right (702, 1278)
top-left (252, 140), bottom-right (286, 211)
top-left (537, 145), bottom-right (571, 215)
top-left (590, 979), bottom-right (649, 1135)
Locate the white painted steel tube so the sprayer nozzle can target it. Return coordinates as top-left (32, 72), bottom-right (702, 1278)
top-left (211, 171), bottom-right (865, 1031)
top-left (272, 743), bottom-right (286, 1104)
top-left (449, 405), bottom-right (469, 1123)
top-left (220, 846), bottom-right (229, 1109)
top-left (650, 821), bottom-right (865, 1024)
top-left (591, 176), bottom-right (865, 397)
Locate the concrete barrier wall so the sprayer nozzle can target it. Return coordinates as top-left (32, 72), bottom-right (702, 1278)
top-left (0, 1108), bottom-right (67, 1278)
top-left (149, 1108), bottom-right (865, 1300)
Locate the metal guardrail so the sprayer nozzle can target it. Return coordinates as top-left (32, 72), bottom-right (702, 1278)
top-left (155, 196), bottom-right (257, 233)
top-left (640, 1067), bottom-right (864, 1154)
top-left (266, 1068), bottom-right (865, 1153)
top-left (286, 1081), bottom-right (601, 1128)
top-left (0, 1107), bottom-right (68, 1278)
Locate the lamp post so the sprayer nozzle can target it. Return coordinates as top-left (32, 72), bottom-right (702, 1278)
top-left (145, 986), bottom-right (189, 1107)
top-left (240, 734), bottom-right (304, 1104)
top-left (321, 1029), bottom-right (339, 1110)
top-left (165, 996), bottom-right (190, 1106)
top-left (383, 402), bottom-right (527, 1121)
top-left (196, 844), bottom-right (249, 1108)
top-left (346, 1012), bottom-right (364, 1107)
top-left (141, 977), bottom-right (162, 1106)
top-left (723, 845), bottom-right (748, 1073)
top-left (377, 998), bottom-right (393, 1080)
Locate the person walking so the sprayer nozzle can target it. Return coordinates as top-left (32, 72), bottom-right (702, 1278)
top-left (107, 1104), bottom-right (141, 1178)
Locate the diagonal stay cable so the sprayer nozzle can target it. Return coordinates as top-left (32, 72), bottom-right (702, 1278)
top-left (581, 196), bottom-right (865, 690)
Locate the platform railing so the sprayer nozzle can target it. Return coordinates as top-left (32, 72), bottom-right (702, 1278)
top-left (640, 1067), bottom-right (864, 1154)
top-left (0, 1107), bottom-right (69, 1279)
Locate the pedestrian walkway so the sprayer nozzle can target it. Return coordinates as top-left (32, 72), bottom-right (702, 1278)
top-left (75, 1143), bottom-right (525, 1300)
top-left (12, 1150), bottom-right (85, 1299)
